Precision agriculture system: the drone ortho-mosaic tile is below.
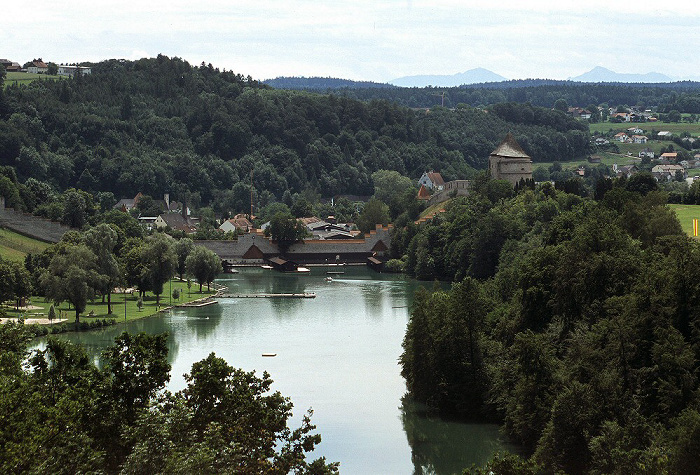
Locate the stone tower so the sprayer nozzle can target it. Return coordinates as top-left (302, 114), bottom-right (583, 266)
top-left (488, 133), bottom-right (533, 186)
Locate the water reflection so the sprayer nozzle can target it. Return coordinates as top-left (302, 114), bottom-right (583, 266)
top-left (401, 397), bottom-right (514, 474)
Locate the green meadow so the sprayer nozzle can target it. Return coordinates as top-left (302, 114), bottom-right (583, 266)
top-left (4, 71), bottom-right (63, 87)
top-left (669, 204), bottom-right (700, 237)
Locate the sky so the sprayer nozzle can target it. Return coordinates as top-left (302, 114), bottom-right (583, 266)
top-left (3, 0), bottom-right (699, 82)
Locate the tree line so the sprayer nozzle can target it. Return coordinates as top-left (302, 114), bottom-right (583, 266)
top-left (305, 80), bottom-right (700, 113)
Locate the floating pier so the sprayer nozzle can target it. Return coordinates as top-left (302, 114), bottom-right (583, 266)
top-left (217, 293), bottom-right (316, 299)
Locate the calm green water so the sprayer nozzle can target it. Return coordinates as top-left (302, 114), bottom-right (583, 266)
top-left (37, 267), bottom-right (513, 474)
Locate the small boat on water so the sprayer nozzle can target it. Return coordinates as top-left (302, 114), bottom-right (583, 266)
top-left (261, 265), bottom-right (273, 269)
top-left (325, 276), bottom-right (333, 282)
top-left (297, 267), bottom-right (310, 273)
top-left (262, 353), bottom-right (277, 357)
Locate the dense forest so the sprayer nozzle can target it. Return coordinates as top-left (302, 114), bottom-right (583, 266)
top-left (397, 177), bottom-right (700, 473)
top-left (0, 56), bottom-right (592, 218)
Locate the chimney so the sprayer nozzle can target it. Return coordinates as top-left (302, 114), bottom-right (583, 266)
top-left (182, 199), bottom-right (188, 223)
top-left (164, 193), bottom-right (170, 211)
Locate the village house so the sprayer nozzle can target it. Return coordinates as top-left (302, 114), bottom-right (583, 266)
top-left (614, 132), bottom-right (629, 142)
top-left (155, 211), bottom-right (197, 233)
top-left (631, 135), bottom-right (648, 144)
top-left (613, 164), bottom-right (638, 178)
top-left (418, 171), bottom-right (445, 191)
top-left (652, 164), bottom-right (686, 181)
top-left (26, 60), bottom-right (48, 74)
top-left (219, 214), bottom-right (253, 233)
top-left (657, 131), bottom-right (673, 139)
top-left (568, 107), bottom-right (591, 120)
top-left (0, 59), bottom-right (22, 72)
top-left (627, 127), bottom-right (644, 135)
top-left (660, 152), bottom-right (678, 162)
top-left (612, 112), bottom-right (631, 122)
top-left (639, 148), bottom-right (655, 159)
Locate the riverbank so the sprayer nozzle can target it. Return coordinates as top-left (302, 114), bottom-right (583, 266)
top-left (1, 279), bottom-right (219, 326)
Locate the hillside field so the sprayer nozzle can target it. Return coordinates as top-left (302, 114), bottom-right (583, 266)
top-left (0, 227), bottom-right (51, 261)
top-left (669, 204), bottom-right (700, 237)
top-left (589, 121), bottom-right (700, 137)
top-left (4, 71), bottom-right (63, 87)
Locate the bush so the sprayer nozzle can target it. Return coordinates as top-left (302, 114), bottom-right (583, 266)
top-left (385, 258), bottom-right (406, 273)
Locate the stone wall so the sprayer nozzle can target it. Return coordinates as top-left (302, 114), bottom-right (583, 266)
top-left (0, 207), bottom-right (71, 243)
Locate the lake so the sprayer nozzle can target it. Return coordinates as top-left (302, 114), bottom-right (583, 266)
top-left (38, 267), bottom-right (513, 474)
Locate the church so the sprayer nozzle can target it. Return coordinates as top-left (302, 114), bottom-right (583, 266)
top-left (488, 133), bottom-right (533, 186)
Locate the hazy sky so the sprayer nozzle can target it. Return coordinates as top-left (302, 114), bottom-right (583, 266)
top-left (3, 1), bottom-right (699, 82)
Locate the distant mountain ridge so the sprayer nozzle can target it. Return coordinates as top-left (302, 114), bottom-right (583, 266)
top-left (568, 66), bottom-right (673, 83)
top-left (390, 68), bottom-right (508, 87)
top-left (263, 77), bottom-right (396, 90)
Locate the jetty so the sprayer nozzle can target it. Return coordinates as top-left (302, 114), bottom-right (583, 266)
top-left (217, 293), bottom-right (316, 299)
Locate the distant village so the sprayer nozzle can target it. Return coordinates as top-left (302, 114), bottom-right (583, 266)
top-left (0, 58), bottom-right (91, 77)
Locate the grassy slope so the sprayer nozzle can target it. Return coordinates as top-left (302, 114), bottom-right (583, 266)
top-left (4, 71), bottom-right (63, 87)
top-left (589, 121), bottom-right (700, 137)
top-left (0, 228), bottom-right (51, 261)
top-left (669, 204), bottom-right (700, 238)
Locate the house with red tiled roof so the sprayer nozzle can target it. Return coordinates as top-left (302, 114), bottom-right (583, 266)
top-left (27, 60), bottom-right (48, 74)
top-left (219, 214), bottom-right (253, 233)
top-left (417, 184), bottom-right (431, 200)
top-left (418, 171), bottom-right (445, 191)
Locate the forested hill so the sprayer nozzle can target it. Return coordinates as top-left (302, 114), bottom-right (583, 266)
top-left (0, 56), bottom-right (589, 213)
top-left (263, 76), bottom-right (396, 90)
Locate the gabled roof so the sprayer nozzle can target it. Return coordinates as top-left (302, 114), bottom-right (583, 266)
top-left (158, 213), bottom-right (196, 232)
top-left (426, 172), bottom-right (445, 186)
top-left (299, 217), bottom-right (321, 226)
top-left (221, 215), bottom-right (252, 231)
top-left (490, 133), bottom-right (530, 159)
top-left (417, 184), bottom-right (431, 200)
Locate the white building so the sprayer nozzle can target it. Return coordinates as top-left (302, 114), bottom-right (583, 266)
top-left (58, 65), bottom-right (92, 77)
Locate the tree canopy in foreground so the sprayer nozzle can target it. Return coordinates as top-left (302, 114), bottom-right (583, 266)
top-left (0, 325), bottom-right (338, 474)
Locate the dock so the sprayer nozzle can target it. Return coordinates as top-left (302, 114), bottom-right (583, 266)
top-left (217, 293), bottom-right (316, 299)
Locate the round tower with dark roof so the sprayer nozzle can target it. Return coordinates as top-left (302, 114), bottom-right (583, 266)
top-left (488, 133), bottom-right (533, 186)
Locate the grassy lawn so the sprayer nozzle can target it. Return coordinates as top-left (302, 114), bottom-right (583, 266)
top-left (2, 279), bottom-right (217, 324)
top-left (669, 204), bottom-right (700, 238)
top-left (4, 71), bottom-right (64, 87)
top-left (0, 228), bottom-right (51, 262)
